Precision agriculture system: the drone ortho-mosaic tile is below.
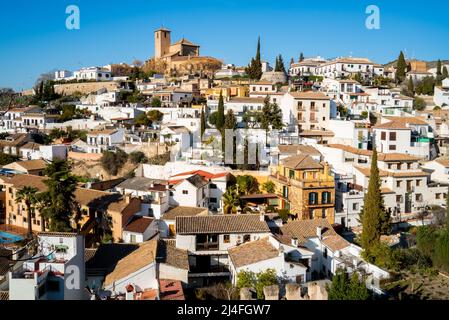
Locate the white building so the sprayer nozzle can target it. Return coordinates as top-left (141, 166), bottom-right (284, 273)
top-left (373, 117), bottom-right (435, 160)
top-left (9, 232), bottom-right (87, 300)
top-left (228, 235), bottom-right (312, 285)
top-left (434, 78), bottom-right (449, 107)
top-left (86, 128), bottom-right (125, 154)
top-left (280, 91), bottom-right (331, 133)
top-left (169, 174), bottom-right (209, 208)
top-left (122, 216), bottom-right (160, 244)
top-left (421, 158), bottom-right (449, 184)
top-left (74, 67), bottom-right (112, 82)
top-left (115, 177), bottom-right (170, 219)
top-left (315, 57), bottom-right (381, 79)
top-left (54, 70), bottom-right (74, 81)
top-left (175, 214), bottom-right (271, 287)
top-left (328, 119), bottom-right (371, 149)
top-left (280, 219), bottom-right (389, 293)
top-left (102, 240), bottom-right (159, 298)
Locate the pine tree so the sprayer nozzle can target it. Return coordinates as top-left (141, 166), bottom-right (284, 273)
top-left (395, 51), bottom-right (407, 84)
top-left (361, 147), bottom-right (390, 255)
top-left (348, 273), bottom-right (370, 300)
top-left (299, 52), bottom-right (305, 62)
top-left (216, 91), bottom-right (225, 130)
top-left (408, 76), bottom-right (415, 95)
top-left (327, 269), bottom-right (349, 300)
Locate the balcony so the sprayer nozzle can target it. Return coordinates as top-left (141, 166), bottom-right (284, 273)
top-left (190, 265), bottom-right (229, 274)
top-left (196, 242), bottom-right (219, 251)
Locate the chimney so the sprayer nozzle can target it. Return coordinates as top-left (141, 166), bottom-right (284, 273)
top-left (316, 227), bottom-right (322, 239)
top-left (125, 194), bottom-right (132, 204)
top-left (260, 213), bottom-right (265, 222)
top-left (291, 237), bottom-right (299, 247)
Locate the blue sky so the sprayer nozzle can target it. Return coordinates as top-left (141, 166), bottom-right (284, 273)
top-left (1, 0), bottom-right (448, 90)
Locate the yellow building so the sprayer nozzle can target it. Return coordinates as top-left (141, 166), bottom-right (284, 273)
top-left (269, 154), bottom-right (335, 224)
top-left (203, 85), bottom-right (249, 100)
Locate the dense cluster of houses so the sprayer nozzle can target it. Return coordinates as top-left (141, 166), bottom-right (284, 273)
top-left (1, 27), bottom-right (449, 301)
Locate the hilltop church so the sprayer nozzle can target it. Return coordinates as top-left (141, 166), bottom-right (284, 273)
top-left (154, 27), bottom-right (200, 63)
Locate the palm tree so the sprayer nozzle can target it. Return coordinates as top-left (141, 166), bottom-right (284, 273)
top-left (15, 186), bottom-right (39, 238)
top-left (222, 187), bottom-right (241, 215)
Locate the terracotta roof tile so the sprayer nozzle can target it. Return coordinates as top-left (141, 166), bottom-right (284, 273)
top-left (104, 240), bottom-right (158, 288)
top-left (176, 214), bottom-right (270, 235)
top-left (162, 206), bottom-right (208, 220)
top-left (281, 154), bottom-right (323, 170)
top-left (228, 237), bottom-right (280, 268)
top-left (156, 240), bottom-right (189, 270)
top-left (123, 216), bottom-right (154, 234)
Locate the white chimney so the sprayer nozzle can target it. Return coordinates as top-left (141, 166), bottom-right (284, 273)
top-left (316, 227), bottom-right (322, 239)
top-left (291, 237), bottom-right (299, 247)
top-left (260, 213), bottom-right (265, 222)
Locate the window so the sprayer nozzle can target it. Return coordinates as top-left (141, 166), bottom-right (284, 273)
top-left (396, 180), bottom-right (402, 188)
top-left (416, 179), bottom-right (421, 187)
top-left (130, 234), bottom-right (137, 243)
top-left (436, 193), bottom-right (441, 199)
top-left (381, 132), bottom-right (386, 141)
top-left (309, 192), bottom-right (318, 205)
top-left (396, 195), bottom-right (403, 203)
top-left (352, 203), bottom-right (359, 211)
top-left (243, 235), bottom-right (251, 243)
top-left (182, 190), bottom-right (188, 195)
top-left (210, 184), bottom-right (218, 189)
top-left (415, 194), bottom-right (423, 202)
top-left (389, 145), bottom-right (396, 151)
top-left (289, 170), bottom-right (295, 179)
top-left (323, 248), bottom-right (328, 259)
top-left (223, 235), bottom-right (230, 244)
top-left (210, 198), bottom-right (217, 204)
top-left (389, 132), bottom-right (397, 141)
top-left (322, 192), bottom-right (332, 204)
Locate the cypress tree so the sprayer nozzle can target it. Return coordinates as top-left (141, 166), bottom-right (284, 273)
top-left (443, 66), bottom-right (448, 79)
top-left (408, 76), bottom-right (415, 95)
top-left (216, 91), bottom-right (225, 130)
top-left (437, 60), bottom-right (442, 76)
top-left (299, 52), bottom-right (305, 62)
top-left (200, 108), bottom-right (206, 136)
top-left (290, 58), bottom-right (295, 66)
top-left (274, 56), bottom-right (280, 72)
top-left (245, 37), bottom-right (263, 80)
top-left (446, 186), bottom-right (449, 230)
top-left (224, 109), bottom-right (237, 130)
top-left (361, 147), bottom-right (389, 255)
top-left (278, 55), bottom-right (286, 74)
top-left (395, 51), bottom-right (407, 84)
